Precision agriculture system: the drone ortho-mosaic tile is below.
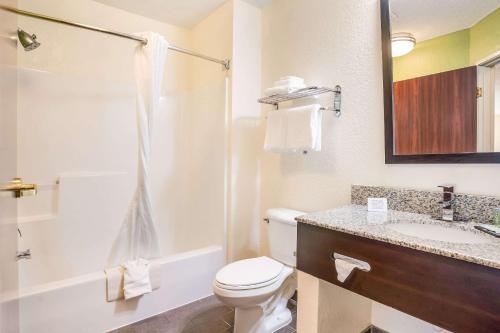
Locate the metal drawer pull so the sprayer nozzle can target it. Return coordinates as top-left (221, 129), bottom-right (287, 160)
top-left (330, 252), bottom-right (371, 283)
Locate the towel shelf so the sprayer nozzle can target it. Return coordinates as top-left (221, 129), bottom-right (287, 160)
top-left (258, 85), bottom-right (342, 117)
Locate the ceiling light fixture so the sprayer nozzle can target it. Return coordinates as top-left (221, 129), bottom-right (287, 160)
top-left (391, 32), bottom-right (416, 57)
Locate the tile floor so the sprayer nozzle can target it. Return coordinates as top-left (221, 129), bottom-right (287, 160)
top-left (110, 295), bottom-right (297, 333)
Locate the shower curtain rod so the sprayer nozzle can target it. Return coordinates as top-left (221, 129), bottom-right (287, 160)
top-left (0, 4), bottom-right (231, 70)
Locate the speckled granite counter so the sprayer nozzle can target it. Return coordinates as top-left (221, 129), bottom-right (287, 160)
top-left (297, 205), bottom-right (500, 270)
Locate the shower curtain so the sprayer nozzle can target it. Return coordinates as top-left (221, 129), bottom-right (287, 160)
top-left (109, 32), bottom-right (168, 266)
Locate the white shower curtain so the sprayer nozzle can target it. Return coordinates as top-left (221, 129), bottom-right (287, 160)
top-left (109, 32), bottom-right (168, 266)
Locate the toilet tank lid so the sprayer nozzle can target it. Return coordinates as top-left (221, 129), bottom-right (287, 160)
top-left (266, 208), bottom-right (305, 226)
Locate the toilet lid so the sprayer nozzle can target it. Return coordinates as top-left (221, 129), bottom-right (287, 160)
top-left (216, 256), bottom-right (284, 287)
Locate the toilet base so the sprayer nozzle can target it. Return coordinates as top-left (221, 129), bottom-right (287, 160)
top-left (232, 274), bottom-right (296, 333)
top-left (234, 305), bottom-right (292, 333)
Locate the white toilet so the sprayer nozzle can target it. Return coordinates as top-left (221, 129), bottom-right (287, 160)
top-left (213, 208), bottom-right (304, 333)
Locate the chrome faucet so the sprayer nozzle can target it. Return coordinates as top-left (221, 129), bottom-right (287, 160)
top-left (438, 185), bottom-right (455, 222)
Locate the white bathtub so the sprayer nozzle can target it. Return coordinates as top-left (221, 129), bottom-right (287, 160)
top-left (18, 246), bottom-right (224, 333)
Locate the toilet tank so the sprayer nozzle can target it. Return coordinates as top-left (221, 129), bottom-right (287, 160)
top-left (267, 208), bottom-right (305, 267)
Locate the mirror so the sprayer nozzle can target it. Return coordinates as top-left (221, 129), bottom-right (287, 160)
top-left (381, 0), bottom-right (500, 163)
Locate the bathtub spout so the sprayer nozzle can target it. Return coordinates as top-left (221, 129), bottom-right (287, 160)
top-left (17, 249), bottom-right (31, 260)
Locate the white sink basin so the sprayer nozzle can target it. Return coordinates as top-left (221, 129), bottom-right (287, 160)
top-left (387, 223), bottom-right (490, 244)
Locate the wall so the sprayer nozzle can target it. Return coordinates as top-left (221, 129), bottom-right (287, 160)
top-left (16, 0), bottom-right (227, 287)
top-left (469, 7), bottom-right (500, 64)
top-left (189, 1), bottom-right (232, 256)
top-left (496, 116), bottom-right (500, 151)
top-left (393, 7), bottom-right (500, 81)
top-left (229, 0), bottom-right (262, 261)
top-left (393, 29), bottom-right (469, 81)
top-left (260, 0), bottom-right (500, 332)
top-left (0, 0), bottom-right (19, 331)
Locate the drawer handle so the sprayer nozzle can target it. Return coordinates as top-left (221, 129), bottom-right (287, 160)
top-left (330, 252), bottom-right (371, 283)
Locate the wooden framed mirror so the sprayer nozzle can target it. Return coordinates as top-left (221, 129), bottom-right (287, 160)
top-left (381, 0), bottom-right (500, 163)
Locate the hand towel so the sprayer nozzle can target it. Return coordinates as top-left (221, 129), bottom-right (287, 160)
top-left (264, 104), bottom-right (322, 153)
top-left (333, 253), bottom-right (371, 283)
top-left (105, 262), bottom-right (162, 302)
top-left (122, 258), bottom-right (152, 300)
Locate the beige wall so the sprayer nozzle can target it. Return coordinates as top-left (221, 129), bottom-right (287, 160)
top-left (189, 1), bottom-right (232, 257)
top-left (260, 0), bottom-right (500, 331)
top-left (229, 0), bottom-right (262, 261)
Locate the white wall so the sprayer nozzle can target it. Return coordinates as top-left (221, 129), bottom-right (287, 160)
top-left (16, 0), bottom-right (228, 287)
top-left (260, 0), bottom-right (500, 331)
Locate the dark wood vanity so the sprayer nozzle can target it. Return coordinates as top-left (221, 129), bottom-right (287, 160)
top-left (297, 223), bottom-right (500, 333)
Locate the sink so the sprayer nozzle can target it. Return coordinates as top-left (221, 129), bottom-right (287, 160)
top-left (387, 223), bottom-right (490, 244)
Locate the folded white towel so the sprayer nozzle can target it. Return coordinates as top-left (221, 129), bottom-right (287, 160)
top-left (279, 76), bottom-right (304, 82)
top-left (333, 253), bottom-right (371, 283)
top-left (105, 262), bottom-right (162, 302)
top-left (265, 84), bottom-right (306, 97)
top-left (122, 258), bottom-right (152, 300)
top-left (274, 77), bottom-right (304, 87)
top-left (264, 104), bottom-right (322, 153)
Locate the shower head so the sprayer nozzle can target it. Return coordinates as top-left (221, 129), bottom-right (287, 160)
top-left (17, 28), bottom-right (40, 51)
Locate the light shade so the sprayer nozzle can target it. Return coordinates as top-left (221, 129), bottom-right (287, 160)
top-left (391, 32), bottom-right (416, 57)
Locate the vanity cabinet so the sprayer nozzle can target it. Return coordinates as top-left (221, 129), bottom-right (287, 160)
top-left (297, 223), bottom-right (500, 333)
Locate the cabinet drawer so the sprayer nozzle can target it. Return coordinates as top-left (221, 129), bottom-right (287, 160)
top-left (297, 223), bottom-right (500, 333)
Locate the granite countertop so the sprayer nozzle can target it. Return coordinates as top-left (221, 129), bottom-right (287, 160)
top-left (297, 205), bottom-right (500, 270)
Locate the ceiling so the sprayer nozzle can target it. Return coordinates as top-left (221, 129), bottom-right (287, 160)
top-left (391, 0), bottom-right (500, 42)
top-left (94, 0), bottom-right (271, 28)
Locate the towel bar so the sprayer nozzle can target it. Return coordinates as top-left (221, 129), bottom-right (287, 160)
top-left (258, 85), bottom-right (342, 117)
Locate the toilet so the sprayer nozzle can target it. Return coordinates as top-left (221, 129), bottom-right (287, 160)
top-left (213, 208), bottom-right (304, 333)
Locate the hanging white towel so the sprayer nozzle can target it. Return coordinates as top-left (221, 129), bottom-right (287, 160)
top-left (264, 104), bottom-right (322, 153)
top-left (264, 110), bottom-right (287, 151)
top-left (104, 266), bottom-right (125, 302)
top-left (108, 32), bottom-right (168, 266)
top-left (122, 259), bottom-right (152, 300)
top-left (333, 253), bottom-right (371, 283)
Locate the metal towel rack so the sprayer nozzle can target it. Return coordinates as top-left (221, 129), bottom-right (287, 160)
top-left (258, 85), bottom-right (342, 117)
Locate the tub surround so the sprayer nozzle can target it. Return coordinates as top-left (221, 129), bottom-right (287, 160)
top-left (297, 205), bottom-right (500, 269)
top-left (352, 185), bottom-right (500, 224)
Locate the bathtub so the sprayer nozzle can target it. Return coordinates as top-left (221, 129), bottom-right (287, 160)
top-left (18, 246), bottom-right (224, 333)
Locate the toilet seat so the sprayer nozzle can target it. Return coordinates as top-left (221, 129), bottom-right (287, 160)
top-left (215, 257), bottom-right (284, 291)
